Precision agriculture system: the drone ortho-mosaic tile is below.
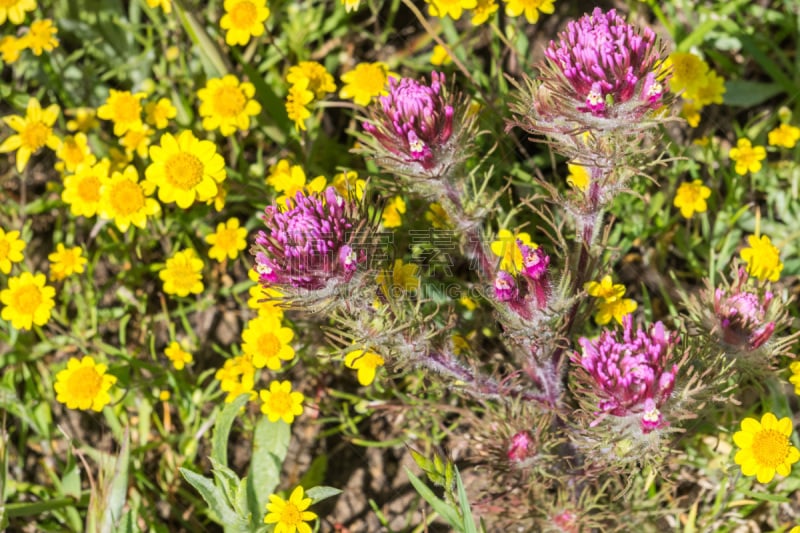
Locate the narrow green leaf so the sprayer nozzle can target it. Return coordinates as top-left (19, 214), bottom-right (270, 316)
top-left (455, 467), bottom-right (478, 533)
top-left (212, 394), bottom-right (249, 468)
top-left (404, 467), bottom-right (462, 530)
top-left (305, 486), bottom-right (342, 504)
top-left (173, 0), bottom-right (230, 78)
top-left (101, 428), bottom-right (130, 533)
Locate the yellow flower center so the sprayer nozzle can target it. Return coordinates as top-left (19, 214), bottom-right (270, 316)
top-left (112, 94), bottom-right (140, 123)
top-left (21, 121), bottom-right (50, 151)
top-left (230, 1), bottom-right (257, 27)
top-left (109, 180), bottom-right (145, 216)
top-left (77, 175), bottom-right (101, 202)
top-left (752, 429), bottom-right (791, 468)
top-left (12, 283), bottom-right (42, 315)
top-left (65, 366), bottom-right (103, 403)
top-left (258, 332), bottom-right (280, 355)
top-left (169, 263), bottom-right (197, 285)
top-left (212, 86), bottom-right (246, 117)
top-left (279, 502), bottom-right (302, 526)
top-left (165, 152), bottom-right (204, 190)
top-left (268, 390), bottom-right (292, 415)
top-left (215, 228), bottom-right (239, 250)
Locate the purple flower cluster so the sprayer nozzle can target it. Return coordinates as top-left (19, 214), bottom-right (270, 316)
top-left (252, 187), bottom-right (362, 290)
top-left (542, 7), bottom-right (667, 119)
top-left (363, 72), bottom-right (456, 173)
top-left (714, 267), bottom-right (775, 351)
top-left (576, 316), bottom-right (679, 433)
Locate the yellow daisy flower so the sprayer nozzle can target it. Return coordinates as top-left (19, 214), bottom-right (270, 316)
top-left (0, 0), bottom-right (36, 25)
top-left (144, 98), bottom-right (177, 130)
top-left (247, 283), bottom-right (284, 320)
top-left (344, 349), bottom-right (385, 386)
top-left (197, 75), bottom-right (262, 135)
top-left (287, 61), bottom-right (336, 100)
top-left (159, 249), bottom-right (204, 297)
top-left (205, 217), bottom-right (248, 262)
top-left (23, 19), bottom-right (59, 55)
top-left (503, 0), bottom-right (555, 24)
top-left (62, 159), bottom-right (111, 218)
top-left (264, 486), bottom-right (317, 532)
top-left (48, 244), bottom-right (87, 282)
top-left (0, 271), bottom-right (56, 330)
top-left (97, 89), bottom-right (146, 136)
top-left (285, 78), bottom-right (314, 132)
top-left (729, 138), bottom-right (766, 176)
top-left (490, 229), bottom-right (534, 272)
top-left (241, 314), bottom-right (295, 370)
top-left (259, 380), bottom-right (304, 424)
top-left (0, 35), bottom-right (24, 63)
top-left (98, 165), bottom-right (160, 232)
top-left (339, 62), bottom-right (396, 107)
top-left (164, 341), bottom-right (193, 370)
top-left (266, 159), bottom-right (305, 192)
top-left (594, 297), bottom-right (637, 326)
top-left (0, 228), bottom-right (25, 274)
top-left (145, 130), bottom-right (227, 208)
top-left (426, 0), bottom-right (477, 20)
top-left (768, 123), bottom-right (800, 149)
top-left (55, 133), bottom-right (95, 174)
top-left (734, 412), bottom-right (800, 483)
top-left (0, 97), bottom-right (60, 172)
top-left (673, 179), bottom-right (711, 219)
top-left (215, 354), bottom-right (257, 403)
top-left (666, 52), bottom-right (709, 95)
top-left (686, 70), bottom-right (725, 107)
top-left (65, 107), bottom-right (99, 133)
top-left (584, 275), bottom-right (625, 302)
top-left (430, 44), bottom-right (452, 66)
top-left (54, 356), bottom-right (117, 412)
top-left (740, 234), bottom-right (783, 282)
top-left (471, 0), bottom-right (498, 25)
top-left (120, 125), bottom-right (154, 159)
top-left (381, 196), bottom-right (406, 228)
top-left (220, 0), bottom-right (270, 46)
top-left (331, 170), bottom-right (364, 201)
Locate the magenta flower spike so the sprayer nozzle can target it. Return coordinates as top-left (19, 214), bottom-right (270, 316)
top-left (714, 267), bottom-right (776, 351)
top-left (507, 430), bottom-right (536, 463)
top-left (252, 187), bottom-right (364, 291)
top-left (576, 315), bottom-right (679, 433)
top-left (518, 240), bottom-right (550, 309)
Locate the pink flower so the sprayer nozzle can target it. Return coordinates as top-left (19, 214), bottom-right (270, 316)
top-left (714, 267), bottom-right (775, 351)
top-left (507, 431), bottom-right (535, 462)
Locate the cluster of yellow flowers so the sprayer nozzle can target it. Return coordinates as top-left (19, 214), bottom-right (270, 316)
top-left (425, 0), bottom-right (554, 25)
top-left (0, 0), bottom-right (58, 64)
top-left (667, 51), bottom-right (726, 127)
top-left (584, 275), bottom-right (638, 326)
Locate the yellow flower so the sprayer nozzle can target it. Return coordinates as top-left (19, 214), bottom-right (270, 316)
top-left (459, 296), bottom-right (477, 310)
top-left (0, 228), bottom-right (25, 274)
top-left (584, 275), bottom-right (625, 302)
top-left (205, 217), bottom-right (247, 262)
top-left (344, 349), bottom-right (385, 386)
top-left (0, 0), bottom-right (36, 24)
top-left (729, 138), bottom-right (766, 176)
top-left (267, 159), bottom-right (305, 192)
top-left (331, 170), bottom-right (364, 201)
top-left (285, 78), bottom-right (314, 132)
top-left (666, 52), bottom-right (709, 95)
top-left (594, 297), bottom-right (637, 326)
top-left (48, 244), bottom-right (87, 281)
top-left (0, 271), bottom-right (56, 330)
top-left (680, 101), bottom-right (702, 128)
top-left (62, 159), bottom-right (110, 218)
top-left (673, 179), bottom-right (711, 219)
top-left (734, 412), bottom-right (800, 483)
top-left (159, 249), bottom-right (204, 297)
top-left (54, 356), bottom-right (117, 412)
top-left (215, 354), bottom-right (256, 403)
top-left (490, 229), bottom-right (534, 272)
top-left (145, 130), bottom-right (227, 208)
top-left (0, 35), bottom-right (24, 63)
top-left (768, 123), bottom-right (800, 149)
top-left (341, 0), bottom-right (360, 12)
top-left (377, 259), bottom-right (420, 298)
top-left (242, 314), bottom-right (295, 370)
top-left (220, 0), bottom-right (270, 46)
top-left (120, 125), bottom-right (153, 159)
top-left (145, 0), bottom-right (171, 13)
top-left (426, 0), bottom-right (477, 20)
top-left (259, 380), bottom-right (304, 424)
top-left (430, 44), bottom-right (452, 66)
top-left (164, 341), bottom-right (193, 370)
top-left (248, 283), bottom-right (284, 320)
top-left (99, 165), bottom-right (160, 231)
top-left (159, 389), bottom-right (171, 401)
top-left (23, 19), bottom-right (59, 55)
top-left (287, 61), bottom-right (336, 100)
top-left (197, 75), bottom-right (262, 135)
top-left (740, 234), bottom-right (783, 282)
top-left (144, 98), bottom-right (177, 129)
top-left (686, 70), bottom-right (725, 107)
top-left (97, 90), bottom-right (145, 136)
top-left (66, 107), bottom-right (99, 133)
top-left (503, 0), bottom-right (555, 24)
top-left (471, 0), bottom-right (498, 25)
top-left (789, 361), bottom-right (800, 395)
top-left (339, 62), bottom-right (396, 107)
top-left (55, 133), bottom-right (95, 174)
top-left (264, 486), bottom-right (317, 532)
top-left (381, 196), bottom-right (406, 228)
top-left (0, 97), bottom-right (60, 172)
top-left (566, 163), bottom-right (590, 192)
top-left (425, 202), bottom-right (451, 229)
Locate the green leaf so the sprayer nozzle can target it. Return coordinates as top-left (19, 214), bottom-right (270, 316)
top-left (100, 428), bottom-right (130, 533)
top-left (180, 468), bottom-right (249, 532)
top-left (723, 80), bottom-right (784, 107)
top-left (209, 457), bottom-right (242, 511)
top-left (173, 0), bottom-right (230, 78)
top-left (212, 394), bottom-right (249, 468)
top-left (305, 486), bottom-right (342, 504)
top-left (455, 467), bottom-right (478, 533)
top-left (404, 467), bottom-right (462, 530)
top-left (246, 416), bottom-right (290, 522)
